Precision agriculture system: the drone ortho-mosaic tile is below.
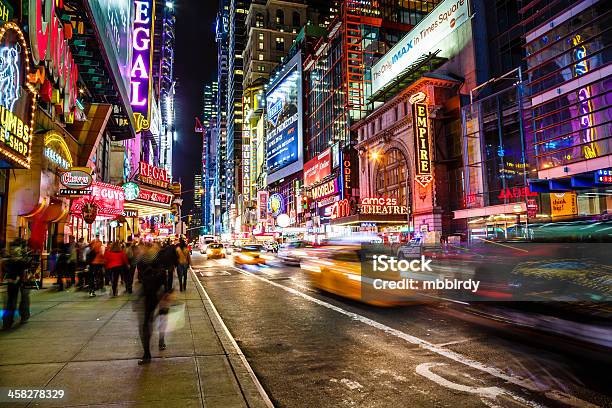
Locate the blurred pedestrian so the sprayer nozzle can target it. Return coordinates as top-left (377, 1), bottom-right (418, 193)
top-left (124, 239), bottom-right (138, 294)
top-left (1, 239), bottom-right (37, 329)
top-left (67, 236), bottom-right (77, 289)
top-left (136, 242), bottom-right (165, 364)
top-left (160, 239), bottom-right (178, 292)
top-left (76, 238), bottom-right (87, 289)
top-left (55, 243), bottom-right (69, 291)
top-left (87, 236), bottom-right (105, 297)
top-left (175, 238), bottom-right (191, 292)
top-left (104, 241), bottom-right (129, 296)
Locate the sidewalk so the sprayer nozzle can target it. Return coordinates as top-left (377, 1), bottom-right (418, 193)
top-left (0, 272), bottom-right (272, 407)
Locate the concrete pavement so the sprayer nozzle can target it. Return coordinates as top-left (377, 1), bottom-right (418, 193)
top-left (0, 270), bottom-right (272, 407)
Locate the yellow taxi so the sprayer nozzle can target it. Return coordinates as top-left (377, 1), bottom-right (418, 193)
top-left (301, 244), bottom-right (425, 306)
top-left (234, 244), bottom-right (267, 265)
top-left (205, 243), bottom-right (225, 259)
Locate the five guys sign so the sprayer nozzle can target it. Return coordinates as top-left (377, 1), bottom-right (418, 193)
top-left (130, 0), bottom-right (155, 132)
top-left (138, 162), bottom-right (170, 188)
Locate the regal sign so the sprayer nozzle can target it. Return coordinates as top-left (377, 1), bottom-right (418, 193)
top-left (412, 94), bottom-right (433, 188)
top-left (28, 0), bottom-right (79, 117)
top-left (360, 197), bottom-right (408, 215)
top-left (0, 23), bottom-right (38, 168)
top-left (138, 161), bottom-right (170, 188)
top-left (130, 0), bottom-right (155, 132)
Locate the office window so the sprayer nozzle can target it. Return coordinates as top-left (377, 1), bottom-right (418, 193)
top-left (255, 13), bottom-right (264, 28)
top-left (258, 54), bottom-right (263, 61)
top-left (275, 9), bottom-right (284, 25)
top-left (275, 37), bottom-right (284, 51)
top-left (257, 65), bottom-right (265, 72)
top-left (258, 33), bottom-right (264, 40)
top-left (259, 42), bottom-right (264, 50)
top-left (292, 11), bottom-right (300, 27)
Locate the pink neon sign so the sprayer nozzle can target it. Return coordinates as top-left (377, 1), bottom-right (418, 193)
top-left (130, 0), bottom-right (155, 132)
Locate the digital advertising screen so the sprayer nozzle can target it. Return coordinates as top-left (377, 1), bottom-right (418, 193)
top-left (266, 53), bottom-right (303, 184)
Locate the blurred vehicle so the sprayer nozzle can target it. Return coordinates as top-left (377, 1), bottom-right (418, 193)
top-left (263, 241), bottom-right (279, 253)
top-left (301, 244), bottom-right (425, 306)
top-left (277, 241), bottom-right (317, 265)
top-left (205, 243), bottom-right (225, 259)
top-left (223, 243), bottom-right (233, 255)
top-left (235, 244), bottom-right (267, 265)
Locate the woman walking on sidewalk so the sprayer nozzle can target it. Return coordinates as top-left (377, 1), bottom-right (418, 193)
top-left (175, 238), bottom-right (191, 292)
top-left (104, 242), bottom-right (129, 296)
top-left (87, 236), bottom-right (105, 297)
top-left (1, 239), bottom-right (36, 329)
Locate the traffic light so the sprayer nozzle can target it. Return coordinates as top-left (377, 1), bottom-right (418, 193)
top-left (302, 195), bottom-right (308, 210)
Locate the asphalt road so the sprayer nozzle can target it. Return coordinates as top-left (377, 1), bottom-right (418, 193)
top-left (191, 252), bottom-right (611, 408)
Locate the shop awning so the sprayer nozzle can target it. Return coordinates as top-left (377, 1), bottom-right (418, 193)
top-left (454, 202), bottom-right (527, 220)
top-left (67, 103), bottom-right (113, 166)
top-left (123, 202), bottom-right (172, 217)
top-left (330, 214), bottom-right (410, 226)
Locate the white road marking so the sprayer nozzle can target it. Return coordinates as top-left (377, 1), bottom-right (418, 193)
top-left (232, 267), bottom-right (597, 408)
top-left (191, 268), bottom-right (274, 408)
top-left (434, 338), bottom-right (474, 347)
top-left (416, 363), bottom-right (545, 408)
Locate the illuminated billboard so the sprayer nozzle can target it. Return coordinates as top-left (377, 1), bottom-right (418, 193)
top-left (370, 0), bottom-right (469, 96)
top-left (87, 0), bottom-right (134, 120)
top-left (266, 53), bottom-right (303, 184)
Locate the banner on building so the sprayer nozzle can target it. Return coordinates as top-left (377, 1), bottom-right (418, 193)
top-left (303, 148), bottom-right (331, 187)
top-left (550, 192), bottom-right (577, 218)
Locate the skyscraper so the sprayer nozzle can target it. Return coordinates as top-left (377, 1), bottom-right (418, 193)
top-left (202, 82), bottom-right (218, 129)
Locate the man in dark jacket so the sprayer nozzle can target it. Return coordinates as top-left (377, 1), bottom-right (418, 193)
top-left (159, 239), bottom-right (178, 292)
top-left (1, 239), bottom-right (37, 329)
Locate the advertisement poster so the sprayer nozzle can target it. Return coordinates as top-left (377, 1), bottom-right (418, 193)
top-left (303, 148), bottom-right (331, 187)
top-left (550, 192), bottom-right (577, 218)
top-left (257, 191), bottom-right (269, 222)
top-left (266, 53), bottom-right (303, 183)
top-left (71, 181), bottom-right (125, 217)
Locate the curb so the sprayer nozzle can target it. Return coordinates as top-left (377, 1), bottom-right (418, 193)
top-left (190, 268), bottom-right (275, 408)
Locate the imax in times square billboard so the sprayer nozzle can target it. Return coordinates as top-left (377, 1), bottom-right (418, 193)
top-left (265, 53), bottom-right (303, 184)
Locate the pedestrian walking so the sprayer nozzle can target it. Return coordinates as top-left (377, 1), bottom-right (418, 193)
top-left (87, 236), bottom-right (105, 297)
top-left (76, 238), bottom-right (87, 289)
top-left (160, 239), bottom-right (178, 292)
top-left (175, 238), bottom-right (191, 292)
top-left (67, 236), bottom-right (77, 288)
top-left (136, 242), bottom-right (165, 365)
top-left (104, 241), bottom-right (130, 296)
top-left (55, 243), bottom-right (69, 291)
top-left (1, 239), bottom-right (37, 330)
top-left (124, 239), bottom-right (139, 294)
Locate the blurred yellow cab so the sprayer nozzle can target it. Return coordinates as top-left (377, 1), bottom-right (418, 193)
top-left (206, 243), bottom-right (225, 259)
top-left (235, 244), bottom-right (266, 265)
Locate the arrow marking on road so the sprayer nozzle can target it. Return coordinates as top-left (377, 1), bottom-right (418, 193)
top-left (232, 266), bottom-right (598, 408)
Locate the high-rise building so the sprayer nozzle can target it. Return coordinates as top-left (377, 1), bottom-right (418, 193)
top-left (202, 82), bottom-right (219, 129)
top-left (215, 0), bottom-right (230, 233)
top-left (194, 174), bottom-right (203, 210)
top-left (158, 1), bottom-right (177, 178)
top-left (225, 0), bottom-right (250, 233)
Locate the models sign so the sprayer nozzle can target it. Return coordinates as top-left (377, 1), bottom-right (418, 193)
top-left (0, 23), bottom-right (37, 169)
top-left (130, 0), bottom-right (155, 132)
top-left (371, 0), bottom-right (469, 96)
top-left (266, 53), bottom-right (303, 184)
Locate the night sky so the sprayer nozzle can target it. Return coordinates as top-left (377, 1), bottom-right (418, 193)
top-left (172, 0), bottom-right (217, 214)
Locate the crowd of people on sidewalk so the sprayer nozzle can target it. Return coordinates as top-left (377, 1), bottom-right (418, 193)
top-left (1, 235), bottom-right (192, 364)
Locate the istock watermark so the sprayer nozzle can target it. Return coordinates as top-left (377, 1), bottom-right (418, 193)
top-left (369, 254), bottom-right (480, 293)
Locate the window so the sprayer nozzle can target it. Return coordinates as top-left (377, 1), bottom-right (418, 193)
top-left (258, 33), bottom-right (264, 40)
top-left (255, 13), bottom-right (264, 28)
top-left (258, 54), bottom-right (263, 61)
top-left (258, 42), bottom-right (264, 50)
top-left (275, 9), bottom-right (284, 25)
top-left (375, 148), bottom-right (408, 206)
top-left (292, 11), bottom-right (300, 27)
top-left (275, 37), bottom-right (285, 51)
top-left (257, 65), bottom-right (265, 72)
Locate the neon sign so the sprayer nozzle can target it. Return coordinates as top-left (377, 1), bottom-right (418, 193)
top-left (412, 94), bottom-right (433, 188)
top-left (572, 34), bottom-right (598, 159)
top-left (130, 0), bottom-right (155, 132)
top-left (360, 197), bottom-right (408, 215)
top-left (268, 193), bottom-right (285, 217)
top-left (138, 161), bottom-right (170, 188)
top-left (0, 23), bottom-right (38, 169)
top-left (28, 0), bottom-right (79, 117)
top-left (44, 132), bottom-right (73, 169)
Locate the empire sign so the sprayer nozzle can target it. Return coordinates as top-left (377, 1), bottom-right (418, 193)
top-left (412, 93), bottom-right (433, 188)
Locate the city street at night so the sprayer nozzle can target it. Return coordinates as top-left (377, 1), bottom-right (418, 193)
top-left (1, 0), bottom-right (611, 406)
top-left (192, 252), bottom-right (611, 408)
